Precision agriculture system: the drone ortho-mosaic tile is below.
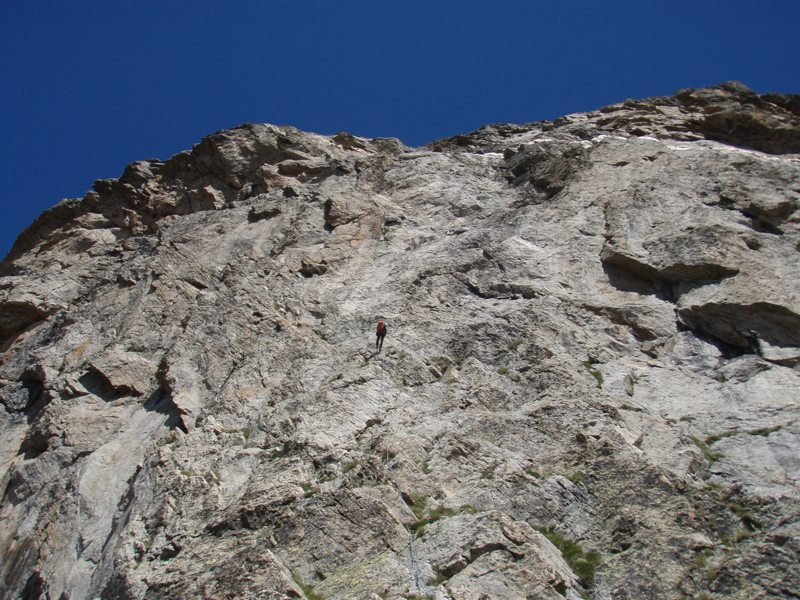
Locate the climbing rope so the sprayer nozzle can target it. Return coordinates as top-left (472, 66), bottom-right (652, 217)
top-left (379, 349), bottom-right (428, 597)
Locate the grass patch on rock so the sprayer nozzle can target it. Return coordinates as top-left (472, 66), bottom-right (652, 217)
top-left (292, 572), bottom-right (325, 600)
top-left (692, 436), bottom-right (724, 463)
top-left (343, 459), bottom-right (361, 473)
top-left (534, 525), bottom-right (602, 588)
top-left (582, 361), bottom-right (604, 388)
top-left (408, 503), bottom-right (471, 537)
top-left (568, 471), bottom-right (585, 485)
top-left (748, 423), bottom-right (788, 436)
top-left (525, 465), bottom-right (542, 478)
top-left (705, 430), bottom-right (739, 445)
top-left (300, 483), bottom-right (320, 498)
top-left (480, 464), bottom-right (497, 479)
top-left (426, 568), bottom-right (449, 586)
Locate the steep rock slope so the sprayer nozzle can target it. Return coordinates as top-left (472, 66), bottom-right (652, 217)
top-left (1, 82), bottom-right (799, 600)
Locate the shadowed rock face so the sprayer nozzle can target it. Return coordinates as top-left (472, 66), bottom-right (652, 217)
top-left (1, 82), bottom-right (799, 600)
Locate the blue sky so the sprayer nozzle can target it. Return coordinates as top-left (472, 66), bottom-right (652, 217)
top-left (2, 1), bottom-right (798, 259)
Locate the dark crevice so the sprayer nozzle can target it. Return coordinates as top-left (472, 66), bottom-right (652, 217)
top-left (248, 200), bottom-right (283, 222)
top-left (462, 278), bottom-right (491, 299)
top-left (144, 389), bottom-right (188, 433)
top-left (17, 428), bottom-right (50, 460)
top-left (601, 262), bottom-right (678, 303)
top-left (553, 580), bottom-right (568, 596)
top-left (182, 278), bottom-right (207, 291)
top-left (741, 211), bottom-right (785, 235)
top-left (469, 541), bottom-right (508, 563)
top-left (6, 368), bottom-right (54, 460)
top-left (78, 366), bottom-right (137, 402)
top-left (676, 321), bottom-right (757, 360)
top-left (21, 378), bottom-right (45, 415)
top-left (441, 542), bottom-right (508, 578)
top-left (602, 255), bottom-right (742, 306)
top-left (678, 301), bottom-right (800, 351)
top-left (581, 304), bottom-right (660, 342)
top-left (21, 570), bottom-right (47, 600)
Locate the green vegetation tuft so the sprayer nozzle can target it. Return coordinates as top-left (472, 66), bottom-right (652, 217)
top-left (408, 521), bottom-right (426, 536)
top-left (568, 471), bottom-right (585, 485)
top-left (291, 572), bottom-right (325, 600)
top-left (508, 338), bottom-right (524, 352)
top-left (534, 526), bottom-right (602, 588)
top-left (748, 424), bottom-right (785, 436)
top-left (726, 500), bottom-right (749, 519)
top-left (429, 505), bottom-right (459, 520)
top-left (426, 569), bottom-right (449, 586)
top-left (525, 466), bottom-right (542, 478)
top-left (300, 483), bottom-right (320, 498)
top-left (222, 427), bottom-right (251, 438)
top-left (734, 526), bottom-right (753, 543)
top-left (693, 551), bottom-right (708, 569)
top-left (573, 551), bottom-right (602, 588)
top-left (582, 361), bottom-right (604, 388)
top-left (409, 504), bottom-right (463, 536)
top-left (692, 437), bottom-right (724, 463)
top-left (705, 430), bottom-right (739, 445)
top-left (480, 464), bottom-right (496, 479)
top-left (408, 495), bottom-right (428, 520)
top-left (343, 460), bottom-right (361, 473)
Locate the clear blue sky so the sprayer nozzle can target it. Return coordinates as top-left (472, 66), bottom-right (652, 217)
top-left (2, 1), bottom-right (798, 259)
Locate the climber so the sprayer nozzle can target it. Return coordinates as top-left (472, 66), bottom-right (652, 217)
top-left (376, 320), bottom-right (387, 352)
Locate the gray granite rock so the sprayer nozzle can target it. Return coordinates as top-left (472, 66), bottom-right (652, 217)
top-left (1, 82), bottom-right (799, 600)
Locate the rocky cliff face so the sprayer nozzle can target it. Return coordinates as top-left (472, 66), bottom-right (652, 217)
top-left (1, 81), bottom-right (799, 600)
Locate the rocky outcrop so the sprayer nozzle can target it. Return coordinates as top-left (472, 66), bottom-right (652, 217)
top-left (1, 82), bottom-right (799, 600)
